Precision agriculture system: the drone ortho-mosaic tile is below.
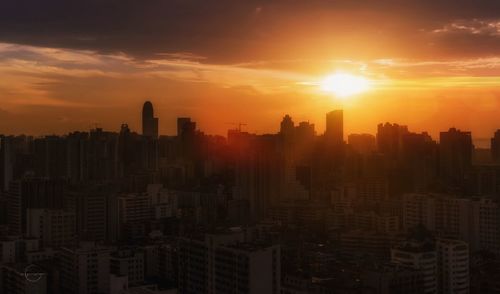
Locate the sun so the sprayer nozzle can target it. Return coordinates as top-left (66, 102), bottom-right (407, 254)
top-left (320, 72), bottom-right (371, 98)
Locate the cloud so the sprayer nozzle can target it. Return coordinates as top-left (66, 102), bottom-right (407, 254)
top-left (433, 19), bottom-right (500, 36)
top-left (1, 0), bottom-right (500, 62)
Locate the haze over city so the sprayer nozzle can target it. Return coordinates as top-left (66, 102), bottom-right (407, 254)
top-left (2, 1), bottom-right (500, 294)
top-left (1, 0), bottom-right (500, 145)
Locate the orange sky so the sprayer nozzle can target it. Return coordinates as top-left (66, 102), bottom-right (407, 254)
top-left (0, 1), bottom-right (499, 146)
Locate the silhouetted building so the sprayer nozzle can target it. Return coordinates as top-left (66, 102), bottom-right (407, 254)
top-left (439, 128), bottom-right (473, 186)
top-left (436, 239), bottom-right (469, 294)
top-left (5, 178), bottom-right (66, 235)
top-left (177, 117), bottom-right (196, 138)
top-left (401, 132), bottom-right (438, 191)
top-left (391, 227), bottom-right (437, 294)
top-left (348, 133), bottom-right (376, 155)
top-left (403, 193), bottom-right (499, 254)
top-left (59, 242), bottom-right (111, 294)
top-left (178, 231), bottom-right (281, 294)
top-left (280, 114), bottom-right (295, 138)
top-left (491, 130), bottom-right (500, 163)
top-left (325, 110), bottom-right (343, 146)
top-left (110, 248), bottom-right (145, 286)
top-left (377, 123), bottom-right (409, 160)
top-left (26, 208), bottom-right (76, 248)
top-left (142, 101), bottom-right (159, 138)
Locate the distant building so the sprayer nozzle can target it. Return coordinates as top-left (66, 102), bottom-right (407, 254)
top-left (70, 185), bottom-right (111, 242)
top-left (361, 263), bottom-right (424, 294)
top-left (491, 130), bottom-right (500, 163)
top-left (110, 248), bottom-right (145, 286)
top-left (325, 110), bottom-right (343, 146)
top-left (401, 132), bottom-right (438, 191)
top-left (5, 178), bottom-right (66, 235)
top-left (439, 128), bottom-right (473, 185)
top-left (436, 239), bottom-right (469, 294)
top-left (178, 231), bottom-right (281, 294)
top-left (142, 101), bottom-right (159, 138)
top-left (26, 208), bottom-right (76, 248)
top-left (280, 114), bottom-right (295, 138)
top-left (402, 193), bottom-right (500, 253)
top-left (377, 123), bottom-right (409, 159)
top-left (177, 117), bottom-right (196, 138)
top-left (391, 228), bottom-right (438, 294)
top-left (117, 193), bottom-right (152, 240)
top-left (0, 237), bottom-right (40, 264)
top-left (348, 133), bottom-right (376, 155)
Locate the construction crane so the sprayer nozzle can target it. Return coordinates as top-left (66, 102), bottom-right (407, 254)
top-left (226, 122), bottom-right (247, 132)
top-left (88, 122), bottom-right (101, 131)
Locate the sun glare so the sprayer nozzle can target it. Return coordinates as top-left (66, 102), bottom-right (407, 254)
top-left (320, 72), bottom-right (371, 98)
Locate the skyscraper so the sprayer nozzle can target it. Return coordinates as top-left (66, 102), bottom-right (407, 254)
top-left (376, 122), bottom-right (409, 159)
top-left (325, 110), bottom-right (343, 146)
top-left (177, 117), bottom-right (196, 138)
top-left (439, 128), bottom-right (473, 185)
top-left (142, 101), bottom-right (159, 138)
top-left (491, 130), bottom-right (500, 163)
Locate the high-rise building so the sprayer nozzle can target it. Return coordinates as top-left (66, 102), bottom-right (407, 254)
top-left (66, 131), bottom-right (88, 183)
top-left (402, 193), bottom-right (499, 254)
top-left (59, 242), bottom-right (111, 294)
top-left (5, 178), bottom-right (66, 235)
top-left (377, 122), bottom-right (409, 159)
top-left (177, 117), bottom-right (196, 138)
top-left (491, 130), bottom-right (500, 163)
top-left (87, 128), bottom-right (120, 180)
top-left (33, 135), bottom-right (68, 178)
top-left (391, 228), bottom-right (438, 294)
top-left (0, 135), bottom-right (13, 192)
top-left (401, 132), bottom-right (438, 191)
top-left (325, 110), bottom-right (343, 146)
top-left (178, 231), bottom-right (281, 294)
top-left (142, 101), bottom-right (159, 138)
top-left (26, 209), bottom-right (76, 248)
top-left (70, 185), bottom-right (111, 242)
top-left (110, 248), bottom-right (145, 286)
top-left (439, 128), bottom-right (473, 185)
top-left (280, 115), bottom-right (295, 138)
top-left (348, 133), bottom-right (376, 155)
top-left (436, 239), bottom-right (469, 294)
top-left (116, 193), bottom-right (152, 239)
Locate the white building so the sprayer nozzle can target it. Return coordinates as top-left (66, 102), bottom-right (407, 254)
top-left (26, 209), bottom-right (76, 248)
top-left (178, 230), bottom-right (280, 294)
top-left (436, 239), bottom-right (469, 294)
top-left (117, 193), bottom-right (151, 239)
top-left (110, 248), bottom-right (145, 286)
top-left (402, 193), bottom-right (500, 253)
top-left (391, 238), bottom-right (437, 294)
top-left (59, 242), bottom-right (112, 294)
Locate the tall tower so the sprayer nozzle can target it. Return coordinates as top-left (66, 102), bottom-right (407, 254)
top-left (325, 110), bottom-right (343, 146)
top-left (142, 101), bottom-right (158, 138)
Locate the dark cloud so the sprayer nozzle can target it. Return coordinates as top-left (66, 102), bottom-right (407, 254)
top-left (1, 0), bottom-right (500, 62)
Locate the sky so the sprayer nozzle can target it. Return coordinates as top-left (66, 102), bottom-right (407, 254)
top-left (0, 0), bottom-right (500, 145)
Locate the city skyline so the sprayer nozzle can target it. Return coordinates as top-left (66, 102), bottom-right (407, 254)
top-left (0, 1), bottom-right (500, 140)
top-left (1, 2), bottom-right (500, 293)
top-left (0, 100), bottom-right (496, 149)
